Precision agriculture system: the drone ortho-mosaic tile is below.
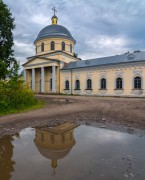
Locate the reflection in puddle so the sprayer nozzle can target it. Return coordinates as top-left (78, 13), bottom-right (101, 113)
top-left (0, 123), bottom-right (145, 180)
top-left (0, 135), bottom-right (15, 180)
top-left (34, 122), bottom-right (78, 175)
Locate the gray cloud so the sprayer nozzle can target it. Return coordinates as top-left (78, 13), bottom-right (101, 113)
top-left (3, 0), bottom-right (145, 66)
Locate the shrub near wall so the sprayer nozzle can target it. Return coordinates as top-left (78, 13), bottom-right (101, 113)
top-left (0, 79), bottom-right (38, 114)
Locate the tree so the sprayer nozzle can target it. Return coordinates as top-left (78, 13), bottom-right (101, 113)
top-left (0, 0), bottom-right (18, 79)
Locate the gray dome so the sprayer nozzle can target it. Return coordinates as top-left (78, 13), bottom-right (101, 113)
top-left (34, 24), bottom-right (76, 44)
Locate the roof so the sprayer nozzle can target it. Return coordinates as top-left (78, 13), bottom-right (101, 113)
top-left (62, 51), bottom-right (145, 70)
top-left (34, 24), bottom-right (76, 44)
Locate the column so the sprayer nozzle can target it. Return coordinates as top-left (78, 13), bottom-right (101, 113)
top-left (52, 65), bottom-right (56, 92)
top-left (41, 67), bottom-right (45, 93)
top-left (23, 69), bottom-right (26, 83)
top-left (32, 68), bottom-right (35, 91)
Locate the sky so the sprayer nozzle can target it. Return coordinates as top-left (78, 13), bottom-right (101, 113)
top-left (3, 0), bottom-right (145, 68)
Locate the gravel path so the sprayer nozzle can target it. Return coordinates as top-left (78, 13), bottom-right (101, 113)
top-left (0, 95), bottom-right (145, 137)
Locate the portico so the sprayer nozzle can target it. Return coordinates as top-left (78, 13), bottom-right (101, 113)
top-left (24, 64), bottom-right (59, 93)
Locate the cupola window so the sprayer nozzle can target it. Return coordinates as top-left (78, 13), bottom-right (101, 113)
top-left (62, 42), bottom-right (65, 51)
top-left (41, 43), bottom-right (44, 52)
top-left (51, 41), bottom-right (55, 50)
top-left (70, 44), bottom-right (72, 53)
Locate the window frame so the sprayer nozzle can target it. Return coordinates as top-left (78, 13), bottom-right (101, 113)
top-left (116, 77), bottom-right (123, 89)
top-left (65, 80), bottom-right (69, 90)
top-left (134, 76), bottom-right (142, 89)
top-left (100, 78), bottom-right (106, 89)
top-left (62, 42), bottom-right (65, 51)
top-left (41, 43), bottom-right (44, 52)
top-left (50, 41), bottom-right (55, 50)
top-left (70, 44), bottom-right (72, 53)
top-left (86, 79), bottom-right (92, 90)
top-left (50, 78), bottom-right (52, 90)
top-left (75, 80), bottom-right (80, 90)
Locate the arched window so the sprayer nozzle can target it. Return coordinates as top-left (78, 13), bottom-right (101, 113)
top-left (41, 43), bottom-right (44, 52)
top-left (70, 44), bottom-right (72, 53)
top-left (134, 76), bottom-right (141, 89)
top-left (62, 42), bottom-right (65, 51)
top-left (50, 78), bottom-right (52, 90)
top-left (116, 77), bottom-right (122, 89)
top-left (87, 79), bottom-right (92, 89)
top-left (51, 41), bottom-right (55, 50)
top-left (101, 78), bottom-right (106, 89)
top-left (65, 80), bottom-right (69, 90)
top-left (75, 80), bottom-right (80, 90)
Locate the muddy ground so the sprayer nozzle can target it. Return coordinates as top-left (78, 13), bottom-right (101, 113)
top-left (0, 95), bottom-right (145, 137)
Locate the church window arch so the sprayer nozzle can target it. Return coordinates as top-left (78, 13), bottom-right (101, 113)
top-left (87, 79), bottom-right (92, 89)
top-left (62, 42), bottom-right (65, 51)
top-left (41, 42), bottom-right (44, 52)
top-left (65, 80), bottom-right (69, 90)
top-left (116, 77), bottom-right (123, 89)
top-left (50, 41), bottom-right (55, 50)
top-left (134, 76), bottom-right (142, 89)
top-left (100, 78), bottom-right (106, 89)
top-left (75, 80), bottom-right (80, 90)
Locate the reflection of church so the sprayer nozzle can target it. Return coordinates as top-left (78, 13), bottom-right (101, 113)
top-left (34, 122), bottom-right (78, 174)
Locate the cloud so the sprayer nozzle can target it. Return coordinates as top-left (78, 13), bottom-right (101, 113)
top-left (3, 0), bottom-right (145, 67)
top-left (14, 40), bottom-right (35, 63)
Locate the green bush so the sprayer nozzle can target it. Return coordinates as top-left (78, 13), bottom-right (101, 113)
top-left (0, 79), bottom-right (40, 114)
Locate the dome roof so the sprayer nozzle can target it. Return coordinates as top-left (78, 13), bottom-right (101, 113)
top-left (36, 147), bottom-right (72, 160)
top-left (34, 24), bottom-right (76, 44)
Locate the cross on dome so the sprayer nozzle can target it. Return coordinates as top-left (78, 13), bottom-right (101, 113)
top-left (52, 7), bottom-right (57, 15)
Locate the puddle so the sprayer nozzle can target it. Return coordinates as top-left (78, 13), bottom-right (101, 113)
top-left (0, 122), bottom-right (145, 180)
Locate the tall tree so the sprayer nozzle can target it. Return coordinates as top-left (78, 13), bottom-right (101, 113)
top-left (0, 0), bottom-right (17, 79)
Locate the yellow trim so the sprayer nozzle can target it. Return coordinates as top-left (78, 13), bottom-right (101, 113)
top-left (52, 17), bottom-right (57, 25)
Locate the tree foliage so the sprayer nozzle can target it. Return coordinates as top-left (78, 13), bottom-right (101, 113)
top-left (0, 0), bottom-right (17, 79)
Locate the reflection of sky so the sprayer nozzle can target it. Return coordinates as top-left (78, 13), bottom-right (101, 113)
top-left (11, 125), bottom-right (145, 180)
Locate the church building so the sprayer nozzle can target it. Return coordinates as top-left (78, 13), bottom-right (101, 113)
top-left (23, 10), bottom-right (145, 97)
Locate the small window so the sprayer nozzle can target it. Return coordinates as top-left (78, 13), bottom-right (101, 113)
top-left (116, 77), bottom-right (122, 89)
top-left (61, 134), bottom-right (65, 143)
top-left (87, 79), bottom-right (92, 89)
top-left (65, 80), bottom-right (69, 90)
top-left (51, 41), bottom-right (55, 50)
top-left (134, 76), bottom-right (141, 89)
top-left (50, 78), bottom-right (52, 90)
top-left (75, 80), bottom-right (80, 90)
top-left (41, 43), bottom-right (44, 52)
top-left (62, 42), bottom-right (65, 51)
top-left (101, 78), bottom-right (106, 89)
top-left (50, 134), bottom-right (54, 143)
top-left (41, 133), bottom-right (44, 142)
top-left (70, 44), bottom-right (72, 53)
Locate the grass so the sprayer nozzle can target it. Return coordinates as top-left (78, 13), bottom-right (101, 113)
top-left (0, 100), bottom-right (45, 116)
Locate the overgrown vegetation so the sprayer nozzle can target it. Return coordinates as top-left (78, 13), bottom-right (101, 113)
top-left (0, 79), bottom-right (44, 115)
top-left (0, 1), bottom-right (44, 115)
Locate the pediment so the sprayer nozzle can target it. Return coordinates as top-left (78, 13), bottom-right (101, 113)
top-left (23, 56), bottom-right (59, 67)
top-left (27, 58), bottom-right (49, 65)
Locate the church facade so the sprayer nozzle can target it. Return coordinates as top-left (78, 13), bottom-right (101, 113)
top-left (23, 12), bottom-right (145, 97)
